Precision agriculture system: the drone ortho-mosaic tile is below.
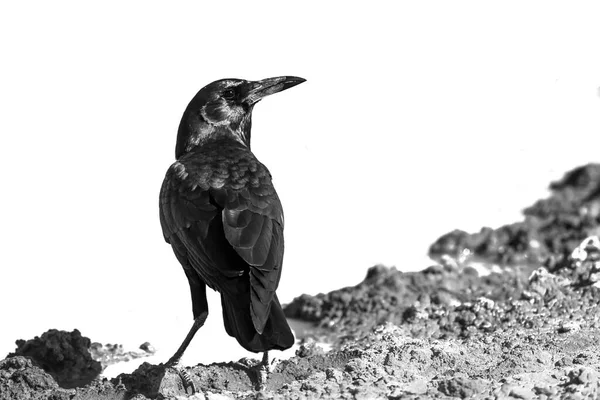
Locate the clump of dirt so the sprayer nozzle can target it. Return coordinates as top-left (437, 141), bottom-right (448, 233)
top-left (0, 356), bottom-right (70, 400)
top-left (8, 329), bottom-right (102, 389)
top-left (429, 163), bottom-right (600, 265)
top-left (3, 163), bottom-right (600, 399)
top-left (0, 356), bottom-right (125, 400)
top-left (283, 261), bottom-right (526, 347)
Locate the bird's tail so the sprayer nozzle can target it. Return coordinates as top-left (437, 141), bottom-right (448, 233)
top-left (221, 293), bottom-right (295, 353)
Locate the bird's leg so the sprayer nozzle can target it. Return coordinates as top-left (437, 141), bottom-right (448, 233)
top-left (257, 351), bottom-right (270, 391)
top-left (164, 311), bottom-right (208, 393)
top-left (166, 312), bottom-right (207, 365)
top-left (262, 351), bottom-right (270, 370)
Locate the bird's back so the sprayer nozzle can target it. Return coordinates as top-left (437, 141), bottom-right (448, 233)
top-left (159, 136), bottom-right (294, 352)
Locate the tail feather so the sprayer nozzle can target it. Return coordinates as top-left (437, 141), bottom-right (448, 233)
top-left (221, 293), bottom-right (294, 352)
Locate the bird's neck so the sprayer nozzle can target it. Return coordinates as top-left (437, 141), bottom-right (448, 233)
top-left (176, 112), bottom-right (252, 158)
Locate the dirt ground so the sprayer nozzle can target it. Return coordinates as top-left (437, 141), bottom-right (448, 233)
top-left (3, 164), bottom-right (600, 399)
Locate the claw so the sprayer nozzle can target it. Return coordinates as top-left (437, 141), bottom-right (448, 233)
top-left (163, 360), bottom-right (196, 395)
top-left (177, 367), bottom-right (196, 394)
top-left (162, 313), bottom-right (207, 396)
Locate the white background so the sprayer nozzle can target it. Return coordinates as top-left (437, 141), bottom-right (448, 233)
top-left (1, 1), bottom-right (599, 374)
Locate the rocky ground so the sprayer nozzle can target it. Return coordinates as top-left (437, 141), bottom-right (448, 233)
top-left (3, 164), bottom-right (600, 399)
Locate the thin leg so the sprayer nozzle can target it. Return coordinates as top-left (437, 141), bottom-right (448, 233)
top-left (258, 351), bottom-right (270, 391)
top-left (166, 311), bottom-right (208, 366)
top-left (163, 312), bottom-right (208, 394)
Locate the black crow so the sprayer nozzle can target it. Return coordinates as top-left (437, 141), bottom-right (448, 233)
top-left (159, 76), bottom-right (305, 389)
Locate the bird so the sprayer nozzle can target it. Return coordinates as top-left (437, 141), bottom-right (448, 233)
top-left (159, 76), bottom-right (305, 390)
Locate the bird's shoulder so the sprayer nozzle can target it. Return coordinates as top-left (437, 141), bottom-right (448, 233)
top-left (160, 138), bottom-right (283, 227)
top-left (165, 139), bottom-right (274, 193)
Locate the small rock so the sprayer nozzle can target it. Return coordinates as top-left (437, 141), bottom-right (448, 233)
top-left (295, 338), bottom-right (324, 358)
top-left (568, 367), bottom-right (598, 385)
top-left (325, 367), bottom-right (343, 383)
top-left (438, 376), bottom-right (486, 398)
top-left (139, 342), bottom-right (155, 353)
top-left (557, 321), bottom-right (580, 333)
top-left (206, 392), bottom-right (234, 400)
top-left (509, 385), bottom-right (534, 399)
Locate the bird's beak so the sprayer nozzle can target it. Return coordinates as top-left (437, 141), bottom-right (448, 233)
top-left (243, 76), bottom-right (306, 105)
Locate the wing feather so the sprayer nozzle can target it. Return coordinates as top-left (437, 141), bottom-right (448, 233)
top-left (160, 155), bottom-right (285, 334)
top-left (213, 184), bottom-right (284, 333)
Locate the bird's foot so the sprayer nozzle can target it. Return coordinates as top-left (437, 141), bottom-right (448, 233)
top-left (257, 365), bottom-right (268, 391)
top-left (163, 360), bottom-right (196, 395)
top-left (256, 351), bottom-right (273, 391)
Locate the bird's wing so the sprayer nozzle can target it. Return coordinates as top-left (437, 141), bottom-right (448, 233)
top-left (210, 181), bottom-right (285, 334)
top-left (160, 161), bottom-right (285, 334)
top-left (159, 163), bottom-right (239, 292)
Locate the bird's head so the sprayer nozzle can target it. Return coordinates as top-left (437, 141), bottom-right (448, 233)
top-left (176, 76), bottom-right (306, 158)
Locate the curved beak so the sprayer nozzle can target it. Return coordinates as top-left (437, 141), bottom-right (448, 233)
top-left (243, 76), bottom-right (306, 105)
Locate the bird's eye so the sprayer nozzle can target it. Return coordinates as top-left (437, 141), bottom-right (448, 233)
top-left (222, 89), bottom-right (236, 100)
